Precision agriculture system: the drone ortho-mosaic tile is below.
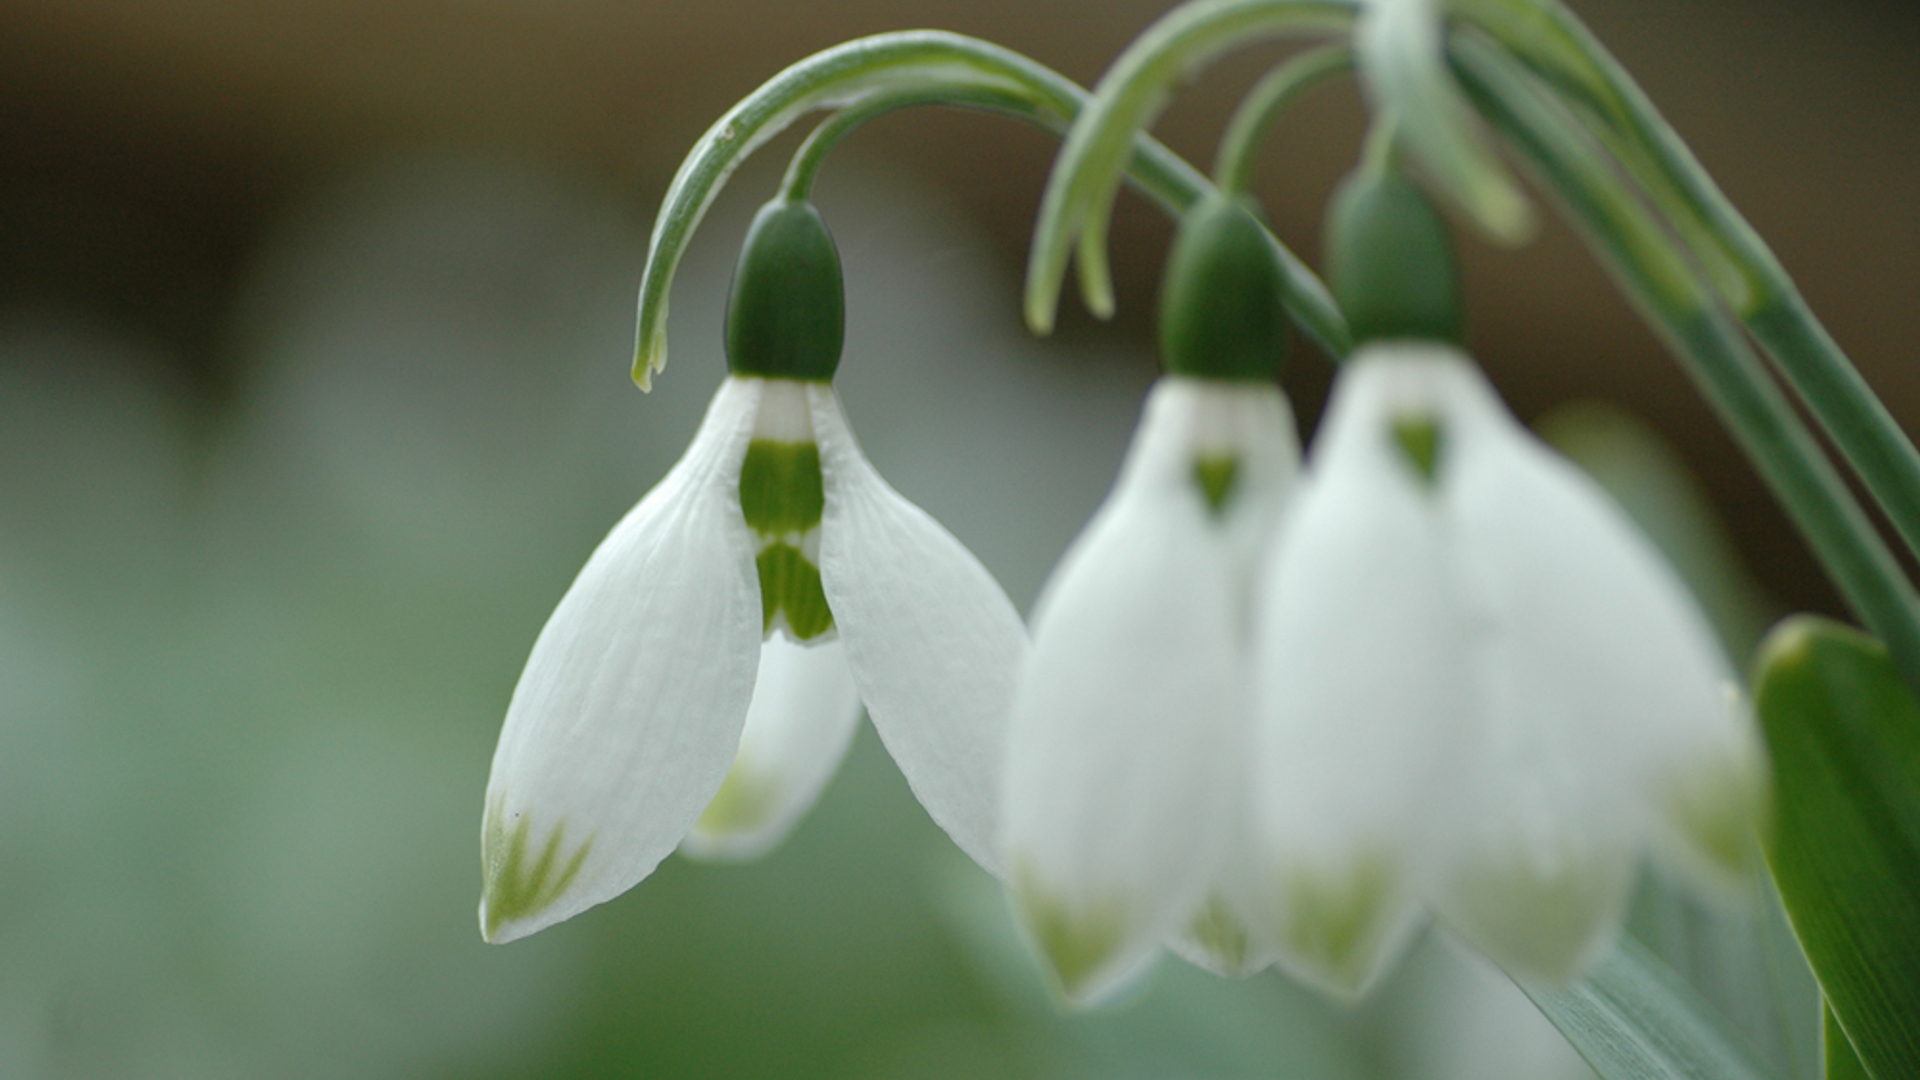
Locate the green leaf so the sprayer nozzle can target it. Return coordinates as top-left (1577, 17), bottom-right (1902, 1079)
top-left (1828, 1004), bottom-right (1872, 1080)
top-left (1520, 937), bottom-right (1780, 1080)
top-left (1754, 616), bottom-right (1920, 1080)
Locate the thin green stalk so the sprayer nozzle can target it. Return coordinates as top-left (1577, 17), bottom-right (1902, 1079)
top-left (1212, 44), bottom-right (1355, 196)
top-left (1456, 0), bottom-right (1920, 565)
top-left (1449, 33), bottom-right (1920, 699)
top-left (635, 31), bottom-right (1208, 388)
top-left (1358, 0), bottom-right (1534, 243)
top-left (1023, 0), bottom-right (1360, 343)
top-left (778, 86), bottom-right (1055, 203)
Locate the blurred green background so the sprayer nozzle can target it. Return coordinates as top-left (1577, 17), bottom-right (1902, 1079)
top-left (0, 0), bottom-right (1912, 1076)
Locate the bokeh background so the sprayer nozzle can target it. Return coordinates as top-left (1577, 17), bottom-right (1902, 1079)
top-left (0, 0), bottom-right (1912, 1076)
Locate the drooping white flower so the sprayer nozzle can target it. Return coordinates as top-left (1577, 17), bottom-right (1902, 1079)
top-left (1001, 375), bottom-right (1299, 1002)
top-left (480, 375), bottom-right (1027, 943)
top-left (1249, 342), bottom-right (1766, 994)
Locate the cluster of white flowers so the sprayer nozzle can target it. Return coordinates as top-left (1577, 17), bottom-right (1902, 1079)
top-left (479, 335), bottom-right (1765, 1009)
top-left (1004, 341), bottom-right (1767, 1003)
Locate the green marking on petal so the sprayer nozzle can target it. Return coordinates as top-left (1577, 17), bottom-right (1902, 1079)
top-left (1013, 861), bottom-right (1130, 1001)
top-left (740, 439), bottom-right (824, 536)
top-left (1188, 892), bottom-right (1255, 975)
top-left (1445, 849), bottom-right (1622, 980)
top-left (1661, 756), bottom-right (1770, 885)
top-left (1280, 855), bottom-right (1399, 992)
top-left (1193, 454), bottom-right (1241, 517)
top-left (756, 543), bottom-right (834, 641)
top-left (1391, 415), bottom-right (1443, 485)
top-left (481, 794), bottom-right (592, 941)
top-left (694, 757), bottom-right (779, 837)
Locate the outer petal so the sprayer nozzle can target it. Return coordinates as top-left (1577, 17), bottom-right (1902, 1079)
top-left (1250, 356), bottom-right (1467, 997)
top-left (679, 635), bottom-right (862, 861)
top-left (1001, 378), bottom-right (1296, 1002)
top-left (809, 384), bottom-right (1029, 877)
top-left (480, 378), bottom-right (762, 943)
top-left (1427, 346), bottom-right (1756, 974)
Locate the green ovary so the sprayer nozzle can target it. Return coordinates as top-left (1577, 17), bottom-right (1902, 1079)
top-left (757, 543), bottom-right (834, 640)
top-left (481, 795), bottom-right (592, 941)
top-left (1192, 454), bottom-right (1241, 517)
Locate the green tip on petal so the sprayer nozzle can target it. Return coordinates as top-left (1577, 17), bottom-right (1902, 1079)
top-left (1391, 415), bottom-right (1443, 485)
top-left (1443, 850), bottom-right (1624, 983)
top-left (1013, 863), bottom-right (1131, 1003)
top-left (1193, 454), bottom-right (1242, 517)
top-left (1658, 753), bottom-right (1771, 895)
top-left (1276, 855), bottom-right (1401, 996)
top-left (694, 757), bottom-right (781, 839)
top-left (1187, 893), bottom-right (1257, 976)
top-left (480, 795), bottom-right (593, 943)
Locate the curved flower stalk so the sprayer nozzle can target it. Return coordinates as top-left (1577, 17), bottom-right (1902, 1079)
top-left (1249, 343), bottom-right (1768, 994)
top-left (480, 375), bottom-right (1028, 944)
top-left (1002, 376), bottom-right (1300, 1002)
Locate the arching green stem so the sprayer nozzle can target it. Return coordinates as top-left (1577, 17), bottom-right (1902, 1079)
top-left (634, 31), bottom-right (1239, 389)
top-left (1024, 0), bottom-right (1360, 349)
top-left (1212, 43), bottom-right (1355, 197)
top-left (637, 32), bottom-right (1182, 387)
top-left (1454, 0), bottom-right (1920, 567)
top-left (1356, 0), bottom-right (1534, 245)
top-left (779, 85), bottom-right (1052, 203)
top-left (1450, 34), bottom-right (1920, 703)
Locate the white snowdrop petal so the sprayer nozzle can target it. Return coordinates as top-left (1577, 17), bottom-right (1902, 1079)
top-left (1250, 356), bottom-right (1467, 997)
top-left (1004, 377), bottom-right (1299, 1000)
top-left (680, 635), bottom-right (863, 862)
top-left (1165, 811), bottom-right (1283, 980)
top-left (809, 384), bottom-right (1029, 877)
top-left (1428, 349), bottom-right (1744, 975)
top-left (1003, 483), bottom-right (1242, 1000)
top-left (480, 378), bottom-right (763, 943)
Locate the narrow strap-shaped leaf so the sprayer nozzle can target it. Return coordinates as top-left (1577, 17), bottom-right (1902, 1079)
top-left (1454, 0), bottom-right (1920, 570)
top-left (1754, 617), bottom-right (1920, 1080)
top-left (1520, 937), bottom-right (1781, 1080)
top-left (1828, 1004), bottom-right (1872, 1080)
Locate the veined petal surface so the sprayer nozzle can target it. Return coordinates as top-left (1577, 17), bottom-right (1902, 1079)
top-left (809, 383), bottom-right (1029, 877)
top-left (481, 377), bottom-right (763, 943)
top-left (681, 634), bottom-right (862, 861)
top-left (1003, 377), bottom-right (1298, 1003)
top-left (1251, 355), bottom-right (1467, 997)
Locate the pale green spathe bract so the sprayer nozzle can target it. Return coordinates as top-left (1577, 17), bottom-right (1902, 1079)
top-left (1249, 343), bottom-right (1767, 993)
top-left (1001, 376), bottom-right (1300, 1003)
top-left (481, 375), bottom-right (1029, 943)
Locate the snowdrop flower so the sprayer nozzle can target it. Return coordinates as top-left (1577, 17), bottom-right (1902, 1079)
top-left (1249, 342), bottom-right (1767, 995)
top-left (1002, 194), bottom-right (1300, 1002)
top-left (480, 199), bottom-right (1027, 943)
